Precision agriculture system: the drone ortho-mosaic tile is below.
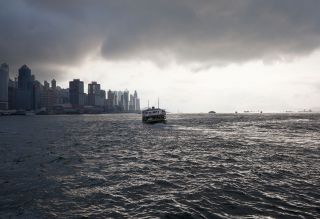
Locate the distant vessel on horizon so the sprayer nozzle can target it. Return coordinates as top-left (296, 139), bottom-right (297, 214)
top-left (243, 110), bottom-right (263, 114)
top-left (298, 109), bottom-right (312, 113)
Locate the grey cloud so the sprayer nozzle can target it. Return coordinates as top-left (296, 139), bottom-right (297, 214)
top-left (1, 0), bottom-right (320, 76)
top-left (0, 0), bottom-right (102, 77)
top-left (102, 0), bottom-right (320, 63)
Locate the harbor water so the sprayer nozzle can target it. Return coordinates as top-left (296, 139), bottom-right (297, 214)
top-left (0, 113), bottom-right (319, 218)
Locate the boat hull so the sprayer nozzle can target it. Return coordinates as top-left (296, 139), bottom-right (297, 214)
top-left (142, 115), bottom-right (166, 124)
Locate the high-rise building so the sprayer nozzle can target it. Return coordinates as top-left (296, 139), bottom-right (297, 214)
top-left (33, 80), bottom-right (41, 110)
top-left (88, 81), bottom-right (100, 95)
top-left (40, 80), bottom-right (57, 110)
top-left (16, 65), bottom-right (34, 110)
top-left (116, 91), bottom-right (123, 106)
top-left (57, 88), bottom-right (69, 104)
top-left (8, 78), bottom-right (17, 110)
top-left (100, 89), bottom-right (106, 100)
top-left (129, 94), bottom-right (135, 111)
top-left (133, 90), bottom-right (141, 111)
top-left (0, 63), bottom-right (9, 110)
top-left (18, 65), bottom-right (32, 89)
top-left (51, 79), bottom-right (56, 90)
top-left (88, 81), bottom-right (104, 106)
top-left (136, 98), bottom-right (140, 111)
top-left (44, 81), bottom-right (50, 89)
top-left (123, 90), bottom-right (129, 112)
top-left (106, 89), bottom-right (115, 111)
top-left (107, 90), bottom-right (113, 104)
top-left (69, 79), bottom-right (85, 108)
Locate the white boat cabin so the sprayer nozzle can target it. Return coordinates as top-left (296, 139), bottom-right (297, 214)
top-left (142, 107), bottom-right (166, 117)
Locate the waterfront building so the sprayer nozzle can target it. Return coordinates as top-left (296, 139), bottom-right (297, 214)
top-left (8, 78), bottom-right (17, 110)
top-left (133, 90), bottom-right (140, 111)
top-left (107, 90), bottom-right (114, 105)
top-left (84, 93), bottom-right (88, 106)
top-left (18, 65), bottom-right (32, 89)
top-left (51, 79), bottom-right (56, 90)
top-left (123, 90), bottom-right (129, 112)
top-left (129, 94), bottom-right (135, 111)
top-left (116, 91), bottom-right (123, 106)
top-left (106, 89), bottom-right (115, 111)
top-left (69, 79), bottom-right (85, 108)
top-left (40, 81), bottom-right (57, 110)
top-left (33, 80), bottom-right (41, 110)
top-left (44, 81), bottom-right (50, 89)
top-left (88, 81), bottom-right (105, 106)
top-left (16, 65), bottom-right (34, 110)
top-left (57, 88), bottom-right (69, 104)
top-left (135, 98), bottom-right (140, 111)
top-left (0, 63), bottom-right (9, 110)
top-left (88, 81), bottom-right (100, 95)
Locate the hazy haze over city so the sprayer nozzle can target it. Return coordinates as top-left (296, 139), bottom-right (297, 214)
top-left (1, 0), bottom-right (320, 113)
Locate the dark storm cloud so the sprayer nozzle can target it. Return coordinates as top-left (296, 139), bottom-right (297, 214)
top-left (99, 0), bottom-right (320, 63)
top-left (1, 0), bottom-right (320, 76)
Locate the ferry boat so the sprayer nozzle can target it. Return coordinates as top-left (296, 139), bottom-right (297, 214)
top-left (142, 107), bottom-right (166, 124)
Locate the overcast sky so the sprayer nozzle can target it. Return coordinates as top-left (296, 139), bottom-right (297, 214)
top-left (1, 0), bottom-right (320, 112)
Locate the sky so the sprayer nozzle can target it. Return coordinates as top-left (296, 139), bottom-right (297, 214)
top-left (1, 0), bottom-right (320, 113)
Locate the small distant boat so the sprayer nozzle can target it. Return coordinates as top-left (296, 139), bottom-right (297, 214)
top-left (208, 111), bottom-right (216, 114)
top-left (142, 107), bottom-right (166, 124)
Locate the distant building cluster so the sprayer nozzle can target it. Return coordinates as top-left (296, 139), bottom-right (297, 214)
top-left (0, 63), bottom-right (141, 114)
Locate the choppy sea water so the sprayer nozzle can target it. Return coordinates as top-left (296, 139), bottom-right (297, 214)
top-left (0, 113), bottom-right (319, 218)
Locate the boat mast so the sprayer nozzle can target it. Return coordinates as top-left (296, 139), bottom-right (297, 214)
top-left (158, 97), bottom-right (159, 109)
top-left (148, 100), bottom-right (149, 108)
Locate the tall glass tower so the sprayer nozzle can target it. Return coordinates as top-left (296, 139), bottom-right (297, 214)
top-left (0, 63), bottom-right (9, 110)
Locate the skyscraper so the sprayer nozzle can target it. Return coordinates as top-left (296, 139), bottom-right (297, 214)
top-left (0, 63), bottom-right (9, 110)
top-left (129, 94), bottom-right (135, 111)
top-left (133, 90), bottom-right (140, 111)
top-left (41, 80), bottom-right (57, 110)
top-left (44, 81), bottom-right (50, 89)
top-left (18, 65), bottom-right (32, 89)
top-left (51, 79), bottom-right (56, 90)
top-left (16, 65), bottom-right (34, 110)
top-left (8, 78), bottom-right (17, 110)
top-left (33, 80), bottom-right (41, 110)
top-left (106, 89), bottom-right (115, 112)
top-left (116, 91), bottom-right (123, 106)
top-left (88, 81), bottom-right (100, 95)
top-left (56, 88), bottom-right (69, 104)
top-left (51, 79), bottom-right (58, 105)
top-left (69, 79), bottom-right (85, 108)
top-left (88, 81), bottom-right (104, 106)
top-left (123, 90), bottom-right (129, 112)
top-left (136, 98), bottom-right (140, 111)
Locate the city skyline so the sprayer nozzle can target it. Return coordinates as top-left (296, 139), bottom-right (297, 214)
top-left (0, 63), bottom-right (141, 114)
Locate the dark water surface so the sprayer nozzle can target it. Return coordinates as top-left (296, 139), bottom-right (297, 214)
top-left (0, 114), bottom-right (319, 218)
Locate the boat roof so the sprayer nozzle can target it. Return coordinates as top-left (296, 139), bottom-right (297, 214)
top-left (142, 107), bottom-right (165, 112)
